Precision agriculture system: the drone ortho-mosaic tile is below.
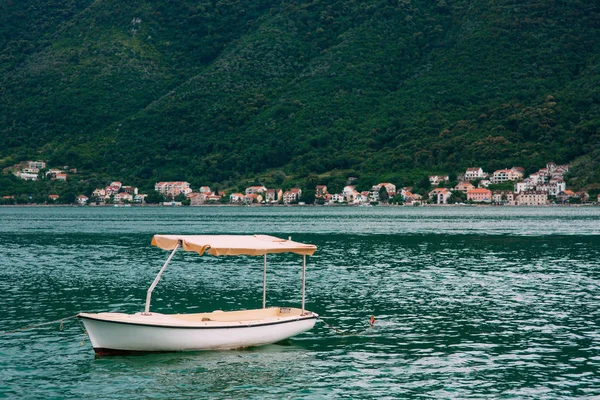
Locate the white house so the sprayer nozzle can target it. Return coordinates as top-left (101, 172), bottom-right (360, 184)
top-left (547, 179), bottom-right (566, 196)
top-left (515, 179), bottom-right (534, 193)
top-left (114, 192), bottom-right (133, 203)
top-left (92, 188), bottom-right (106, 199)
top-left (245, 185), bottom-right (267, 195)
top-left (357, 191), bottom-right (370, 204)
top-left (343, 186), bottom-right (356, 202)
top-left (283, 188), bottom-right (302, 204)
top-left (465, 167), bottom-right (485, 181)
top-left (436, 188), bottom-right (451, 204)
top-left (28, 161), bottom-right (46, 170)
top-left (331, 193), bottom-right (345, 203)
top-left (17, 172), bottom-right (38, 181)
top-left (229, 193), bottom-right (245, 203)
top-left (490, 168), bottom-right (523, 184)
top-left (77, 195), bottom-right (89, 205)
top-left (429, 175), bottom-right (449, 186)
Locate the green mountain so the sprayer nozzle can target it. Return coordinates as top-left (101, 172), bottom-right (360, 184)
top-left (1, 0), bottom-right (599, 192)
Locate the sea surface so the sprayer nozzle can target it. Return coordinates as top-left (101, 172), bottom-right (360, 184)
top-left (1, 206), bottom-right (599, 399)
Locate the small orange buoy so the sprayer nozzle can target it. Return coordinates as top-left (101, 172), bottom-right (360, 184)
top-left (370, 316), bottom-right (376, 327)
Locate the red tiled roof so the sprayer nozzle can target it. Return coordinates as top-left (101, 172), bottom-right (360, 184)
top-left (468, 188), bottom-right (491, 194)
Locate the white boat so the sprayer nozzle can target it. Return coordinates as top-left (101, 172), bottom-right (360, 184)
top-left (78, 234), bottom-right (318, 355)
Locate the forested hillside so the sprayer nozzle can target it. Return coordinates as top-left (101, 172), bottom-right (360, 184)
top-left (1, 0), bottom-right (599, 192)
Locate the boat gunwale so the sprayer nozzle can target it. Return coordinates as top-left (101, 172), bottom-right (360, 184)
top-left (77, 313), bottom-right (317, 330)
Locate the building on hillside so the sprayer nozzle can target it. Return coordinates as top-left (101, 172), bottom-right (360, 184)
top-left (373, 183), bottom-right (397, 197)
top-left (266, 188), bottom-right (283, 203)
top-left (357, 191), bottom-right (370, 204)
top-left (154, 182), bottom-right (192, 198)
top-left (230, 193), bottom-right (245, 203)
top-left (114, 192), bottom-right (133, 203)
top-left (134, 194), bottom-right (147, 204)
top-left (404, 192), bottom-right (422, 205)
top-left (110, 182), bottom-right (122, 190)
top-left (199, 186), bottom-right (212, 194)
top-left (455, 182), bottom-right (475, 193)
top-left (429, 175), bottom-right (449, 186)
top-left (343, 186), bottom-right (356, 202)
top-left (55, 173), bottom-right (67, 181)
top-left (45, 169), bottom-right (63, 178)
top-left (244, 193), bottom-right (262, 204)
top-left (529, 173), bottom-right (543, 185)
top-left (283, 188), bottom-right (302, 204)
top-left (28, 161), bottom-right (46, 170)
top-left (48, 194), bottom-right (59, 202)
top-left (331, 193), bottom-right (345, 203)
top-left (490, 168), bottom-right (523, 184)
top-left (205, 194), bottom-right (222, 203)
top-left (548, 179), bottom-right (566, 196)
top-left (346, 189), bottom-right (360, 204)
top-left (492, 190), bottom-right (515, 204)
top-left (245, 185), bottom-right (267, 195)
top-left (17, 172), bottom-right (39, 181)
top-left (122, 186), bottom-right (138, 195)
top-left (428, 187), bottom-right (448, 202)
top-left (104, 185), bottom-right (118, 196)
top-left (515, 179), bottom-right (534, 193)
top-left (479, 179), bottom-right (491, 188)
top-left (465, 167), bottom-right (486, 181)
top-left (315, 185), bottom-right (328, 198)
top-left (187, 192), bottom-right (205, 206)
top-left (92, 188), bottom-right (106, 200)
top-left (576, 191), bottom-right (589, 202)
top-left (467, 188), bottom-right (492, 203)
top-left (556, 190), bottom-right (575, 203)
top-left (77, 195), bottom-right (88, 205)
top-left (399, 187), bottom-right (413, 198)
top-left (435, 188), bottom-right (452, 204)
top-left (516, 191), bottom-right (548, 206)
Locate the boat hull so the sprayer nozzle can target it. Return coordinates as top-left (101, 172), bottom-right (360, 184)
top-left (79, 311), bottom-right (317, 355)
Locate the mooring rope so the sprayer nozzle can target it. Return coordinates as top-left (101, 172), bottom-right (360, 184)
top-left (0, 314), bottom-right (80, 336)
top-left (318, 315), bottom-right (375, 336)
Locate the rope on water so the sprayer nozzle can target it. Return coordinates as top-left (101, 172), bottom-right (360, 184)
top-left (1, 314), bottom-right (80, 336)
top-left (318, 315), bottom-right (376, 336)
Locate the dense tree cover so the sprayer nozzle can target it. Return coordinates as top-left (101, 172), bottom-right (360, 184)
top-left (1, 0), bottom-right (599, 195)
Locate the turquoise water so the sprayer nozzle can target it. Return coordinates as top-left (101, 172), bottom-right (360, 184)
top-left (1, 206), bottom-right (600, 398)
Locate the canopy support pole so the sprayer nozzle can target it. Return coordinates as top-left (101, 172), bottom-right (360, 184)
top-left (263, 254), bottom-right (267, 308)
top-left (144, 242), bottom-right (180, 314)
top-left (302, 255), bottom-right (306, 314)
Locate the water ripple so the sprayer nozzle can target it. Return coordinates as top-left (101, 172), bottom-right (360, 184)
top-left (0, 207), bottom-right (599, 398)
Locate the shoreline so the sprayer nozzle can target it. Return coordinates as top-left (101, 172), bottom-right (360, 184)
top-left (0, 203), bottom-right (597, 208)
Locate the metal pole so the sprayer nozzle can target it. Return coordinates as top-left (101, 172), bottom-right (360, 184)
top-left (263, 254), bottom-right (267, 308)
top-left (144, 242), bottom-right (180, 314)
top-left (302, 255), bottom-right (306, 314)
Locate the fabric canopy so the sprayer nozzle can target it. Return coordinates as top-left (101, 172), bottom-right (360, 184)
top-left (151, 234), bottom-right (317, 256)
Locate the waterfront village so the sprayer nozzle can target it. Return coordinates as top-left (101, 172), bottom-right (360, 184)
top-left (4, 160), bottom-right (600, 206)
